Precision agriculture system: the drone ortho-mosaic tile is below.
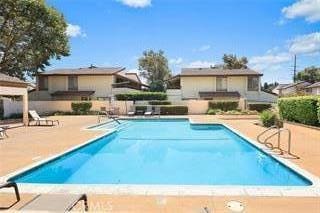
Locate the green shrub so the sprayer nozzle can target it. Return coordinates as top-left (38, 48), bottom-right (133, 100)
top-left (135, 106), bottom-right (147, 112)
top-left (71, 102), bottom-right (92, 115)
top-left (278, 96), bottom-right (319, 126)
top-left (149, 101), bottom-right (171, 105)
top-left (248, 103), bottom-right (272, 112)
top-left (160, 106), bottom-right (188, 115)
top-left (208, 101), bottom-right (238, 111)
top-left (318, 98), bottom-right (320, 124)
top-left (207, 108), bottom-right (222, 115)
top-left (260, 110), bottom-right (276, 127)
top-left (5, 113), bottom-right (23, 119)
top-left (115, 92), bottom-right (167, 101)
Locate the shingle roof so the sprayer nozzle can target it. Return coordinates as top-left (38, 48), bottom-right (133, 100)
top-left (281, 81), bottom-right (311, 89)
top-left (181, 68), bottom-right (262, 76)
top-left (0, 73), bottom-right (27, 84)
top-left (38, 67), bottom-right (125, 76)
top-left (306, 82), bottom-right (320, 88)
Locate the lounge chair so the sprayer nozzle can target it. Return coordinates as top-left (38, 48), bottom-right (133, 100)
top-left (153, 106), bottom-right (161, 117)
top-left (0, 127), bottom-right (8, 138)
top-left (144, 106), bottom-right (153, 116)
top-left (127, 106), bottom-right (135, 116)
top-left (28, 110), bottom-right (59, 126)
top-left (20, 194), bottom-right (88, 212)
top-left (0, 182), bottom-right (20, 202)
top-left (107, 107), bottom-right (120, 119)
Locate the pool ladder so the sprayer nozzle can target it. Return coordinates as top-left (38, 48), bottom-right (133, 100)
top-left (257, 126), bottom-right (299, 159)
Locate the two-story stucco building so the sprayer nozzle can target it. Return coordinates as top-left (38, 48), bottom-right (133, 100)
top-left (167, 67), bottom-right (277, 103)
top-left (29, 66), bottom-right (147, 101)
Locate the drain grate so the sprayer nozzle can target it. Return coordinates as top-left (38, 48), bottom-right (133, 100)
top-left (227, 201), bottom-right (244, 212)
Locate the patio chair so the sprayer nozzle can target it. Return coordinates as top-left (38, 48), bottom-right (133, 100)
top-left (153, 106), bottom-right (161, 117)
top-left (97, 107), bottom-right (108, 123)
top-left (20, 194), bottom-right (88, 212)
top-left (0, 127), bottom-right (9, 138)
top-left (28, 110), bottom-right (59, 126)
top-left (127, 105), bottom-right (136, 116)
top-left (144, 106), bottom-right (153, 116)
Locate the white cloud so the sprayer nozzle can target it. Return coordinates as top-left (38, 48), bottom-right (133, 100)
top-left (250, 52), bottom-right (291, 65)
top-left (117, 0), bottom-right (151, 8)
top-left (197, 45), bottom-right (211, 52)
top-left (249, 52), bottom-right (292, 71)
top-left (289, 32), bottom-right (320, 54)
top-left (66, 24), bottom-right (86, 38)
top-left (169, 57), bottom-right (183, 65)
top-left (282, 0), bottom-right (320, 23)
top-left (186, 60), bottom-right (215, 68)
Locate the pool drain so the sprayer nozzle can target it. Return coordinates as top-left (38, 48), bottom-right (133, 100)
top-left (226, 201), bottom-right (244, 212)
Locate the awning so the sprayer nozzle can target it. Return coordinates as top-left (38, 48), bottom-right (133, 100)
top-left (51, 91), bottom-right (95, 96)
top-left (199, 91), bottom-right (240, 99)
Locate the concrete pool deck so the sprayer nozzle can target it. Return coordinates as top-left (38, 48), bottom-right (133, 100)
top-left (0, 115), bottom-right (319, 212)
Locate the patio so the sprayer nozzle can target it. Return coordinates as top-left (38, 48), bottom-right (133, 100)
top-left (0, 115), bottom-right (319, 212)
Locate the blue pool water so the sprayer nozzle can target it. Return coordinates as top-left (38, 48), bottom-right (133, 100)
top-left (12, 119), bottom-right (311, 186)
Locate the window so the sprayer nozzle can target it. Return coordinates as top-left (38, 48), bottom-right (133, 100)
top-left (216, 77), bottom-right (227, 91)
top-left (68, 76), bottom-right (78, 91)
top-left (248, 76), bottom-right (259, 91)
top-left (38, 76), bottom-right (48, 90)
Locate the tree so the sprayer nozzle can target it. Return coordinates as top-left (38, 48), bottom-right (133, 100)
top-left (222, 54), bottom-right (248, 69)
top-left (138, 50), bottom-right (171, 92)
top-left (0, 0), bottom-right (70, 80)
top-left (261, 82), bottom-right (279, 93)
top-left (295, 66), bottom-right (320, 83)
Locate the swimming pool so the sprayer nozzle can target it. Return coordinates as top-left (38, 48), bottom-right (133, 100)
top-left (11, 119), bottom-right (311, 186)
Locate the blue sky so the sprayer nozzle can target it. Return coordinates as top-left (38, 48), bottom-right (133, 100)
top-left (47, 0), bottom-right (320, 83)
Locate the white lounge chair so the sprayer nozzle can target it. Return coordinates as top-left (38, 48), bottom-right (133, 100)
top-left (153, 106), bottom-right (161, 117)
top-left (28, 110), bottom-right (59, 126)
top-left (144, 106), bottom-right (153, 116)
top-left (127, 106), bottom-right (135, 116)
top-left (0, 127), bottom-right (8, 138)
top-left (20, 194), bottom-right (88, 211)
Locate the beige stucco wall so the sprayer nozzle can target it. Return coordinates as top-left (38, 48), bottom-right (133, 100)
top-left (181, 76), bottom-right (262, 99)
top-left (3, 100), bottom-right (134, 116)
top-left (48, 76), bottom-right (67, 92)
top-left (227, 76), bottom-right (247, 95)
top-left (181, 77), bottom-right (216, 99)
top-left (78, 75), bottom-right (114, 98)
top-left (311, 87), bottom-right (320, 95)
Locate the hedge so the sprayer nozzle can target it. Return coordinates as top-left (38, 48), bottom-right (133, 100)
top-left (134, 105), bottom-right (188, 115)
top-left (71, 102), bottom-right (92, 115)
top-left (248, 103), bottom-right (272, 112)
top-left (115, 92), bottom-right (167, 101)
top-left (208, 101), bottom-right (238, 111)
top-left (160, 106), bottom-right (188, 115)
top-left (149, 101), bottom-right (171, 105)
top-left (278, 96), bottom-right (319, 126)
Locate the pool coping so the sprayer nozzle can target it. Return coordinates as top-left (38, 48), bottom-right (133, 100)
top-left (1, 118), bottom-right (320, 197)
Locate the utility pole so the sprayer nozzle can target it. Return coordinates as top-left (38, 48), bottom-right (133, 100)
top-left (293, 54), bottom-right (297, 82)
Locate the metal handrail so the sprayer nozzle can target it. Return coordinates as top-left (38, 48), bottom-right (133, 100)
top-left (257, 125), bottom-right (278, 148)
top-left (257, 126), bottom-right (299, 159)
